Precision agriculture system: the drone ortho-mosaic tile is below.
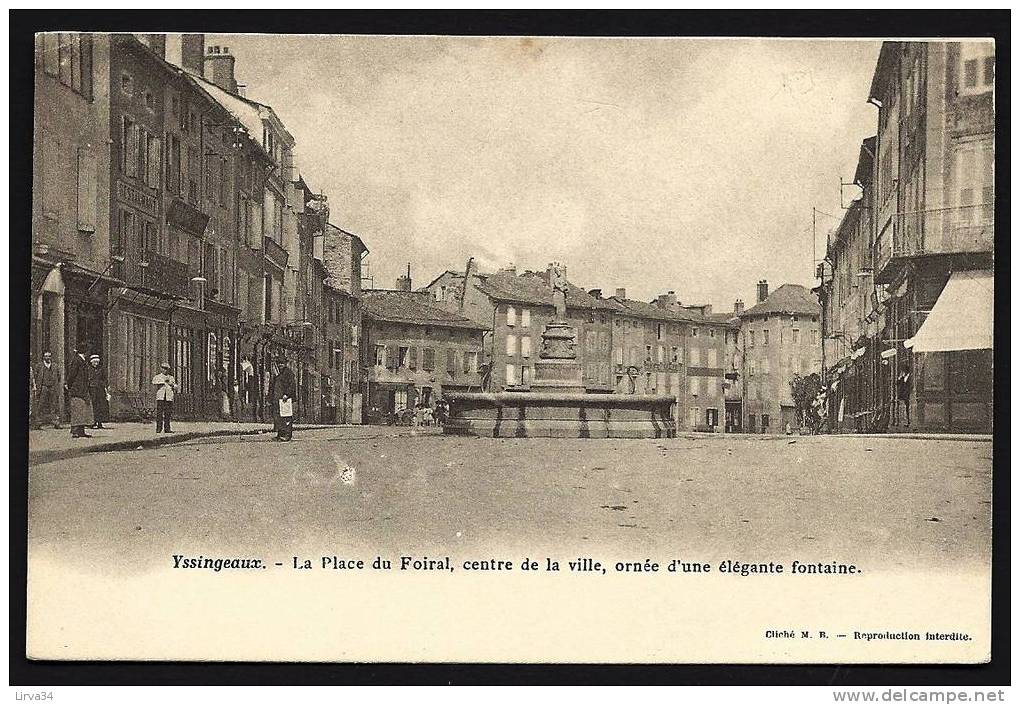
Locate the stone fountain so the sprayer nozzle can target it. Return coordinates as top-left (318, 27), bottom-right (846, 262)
top-left (443, 266), bottom-right (676, 438)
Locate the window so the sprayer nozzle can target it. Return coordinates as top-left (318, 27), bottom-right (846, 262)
top-left (145, 132), bottom-right (161, 189)
top-left (645, 345), bottom-right (652, 362)
top-left (447, 349), bottom-right (457, 376)
top-left (121, 116), bottom-right (138, 176)
top-left (506, 363), bottom-right (518, 386)
top-left (506, 305), bottom-right (516, 326)
top-left (614, 347), bottom-right (624, 365)
top-left (40, 34), bottom-right (59, 76)
top-left (656, 323), bottom-right (663, 340)
top-left (763, 329), bottom-right (769, 346)
top-left (398, 346), bottom-right (409, 368)
top-left (749, 361), bottom-right (756, 377)
top-left (520, 335), bottom-right (531, 358)
top-left (749, 330), bottom-right (755, 347)
top-left (422, 348), bottom-right (436, 372)
top-left (671, 346), bottom-right (679, 363)
top-left (792, 329), bottom-right (800, 344)
top-left (76, 146), bottom-right (97, 233)
top-left (706, 408), bottom-right (718, 427)
top-left (121, 313), bottom-right (166, 391)
top-left (762, 357), bottom-right (770, 375)
top-left (657, 345), bottom-right (665, 363)
top-left (464, 351), bottom-right (477, 374)
top-left (959, 42), bottom-right (994, 95)
top-left (408, 347), bottom-right (418, 370)
top-left (689, 346), bottom-right (700, 366)
top-left (954, 140), bottom-right (994, 225)
top-left (707, 348), bottom-right (717, 367)
top-left (121, 72), bottom-right (133, 97)
top-left (691, 328), bottom-right (698, 337)
top-left (689, 406), bottom-right (700, 428)
top-left (520, 308), bottom-right (530, 327)
top-left (521, 365), bottom-right (531, 386)
top-left (709, 329), bottom-right (715, 338)
top-left (963, 59), bottom-right (978, 88)
top-left (506, 334), bottom-right (517, 356)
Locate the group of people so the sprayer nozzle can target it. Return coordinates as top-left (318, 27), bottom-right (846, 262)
top-left (31, 350), bottom-right (299, 442)
top-left (32, 348), bottom-right (111, 438)
top-left (411, 398), bottom-right (449, 427)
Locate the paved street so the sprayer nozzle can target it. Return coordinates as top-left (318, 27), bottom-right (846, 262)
top-left (28, 430), bottom-right (992, 576)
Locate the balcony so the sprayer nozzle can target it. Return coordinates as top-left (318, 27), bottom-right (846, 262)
top-left (874, 205), bottom-right (994, 284)
top-left (263, 236), bottom-right (289, 270)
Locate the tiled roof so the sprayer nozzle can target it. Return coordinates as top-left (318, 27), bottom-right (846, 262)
top-left (739, 284), bottom-right (821, 318)
top-left (363, 290), bottom-right (488, 330)
top-left (475, 271), bottom-right (621, 311)
top-left (611, 297), bottom-right (700, 323)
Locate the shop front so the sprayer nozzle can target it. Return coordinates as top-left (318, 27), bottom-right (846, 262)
top-left (906, 270), bottom-right (993, 432)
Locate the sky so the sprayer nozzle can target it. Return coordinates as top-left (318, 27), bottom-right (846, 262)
top-left (213, 34), bottom-right (881, 310)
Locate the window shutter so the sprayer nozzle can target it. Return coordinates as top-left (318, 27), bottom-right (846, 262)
top-left (149, 136), bottom-right (161, 189)
top-left (41, 132), bottom-right (60, 219)
top-left (77, 146), bottom-right (97, 233)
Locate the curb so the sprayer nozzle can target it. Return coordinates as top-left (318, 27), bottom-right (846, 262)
top-left (29, 424), bottom-right (340, 466)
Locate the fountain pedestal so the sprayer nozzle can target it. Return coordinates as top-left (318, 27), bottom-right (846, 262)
top-left (531, 320), bottom-right (584, 394)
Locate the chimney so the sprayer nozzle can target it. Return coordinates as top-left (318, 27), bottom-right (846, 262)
top-left (204, 44), bottom-right (238, 94)
top-left (734, 298), bottom-right (744, 315)
top-left (396, 263), bottom-right (411, 291)
top-left (702, 303), bottom-right (712, 316)
top-left (179, 34), bottom-right (205, 77)
top-left (757, 280), bottom-right (769, 304)
top-left (614, 287), bottom-right (627, 300)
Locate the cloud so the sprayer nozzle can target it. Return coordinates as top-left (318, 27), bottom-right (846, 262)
top-left (219, 35), bottom-right (880, 305)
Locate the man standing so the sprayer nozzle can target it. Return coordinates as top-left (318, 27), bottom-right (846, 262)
top-left (897, 364), bottom-right (912, 427)
top-left (152, 362), bottom-right (178, 433)
top-left (88, 354), bottom-right (110, 429)
top-left (271, 355), bottom-right (296, 441)
top-left (33, 351), bottom-right (61, 429)
top-left (65, 347), bottom-right (93, 438)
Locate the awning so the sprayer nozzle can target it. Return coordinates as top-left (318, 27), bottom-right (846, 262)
top-left (905, 270), bottom-right (993, 353)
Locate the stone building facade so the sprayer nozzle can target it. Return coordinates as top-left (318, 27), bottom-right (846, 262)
top-left (362, 289), bottom-right (486, 422)
top-left (738, 281), bottom-right (822, 433)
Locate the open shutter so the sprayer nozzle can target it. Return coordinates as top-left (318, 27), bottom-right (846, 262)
top-left (76, 145), bottom-right (97, 232)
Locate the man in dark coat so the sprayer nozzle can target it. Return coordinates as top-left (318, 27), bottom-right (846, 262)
top-left (271, 355), bottom-right (296, 441)
top-left (32, 351), bottom-right (61, 429)
top-left (65, 347), bottom-right (93, 438)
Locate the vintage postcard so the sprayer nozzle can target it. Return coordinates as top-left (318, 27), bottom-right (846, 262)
top-left (26, 31), bottom-right (995, 664)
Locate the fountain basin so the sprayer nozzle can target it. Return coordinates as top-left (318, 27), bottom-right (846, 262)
top-left (443, 391), bottom-right (677, 439)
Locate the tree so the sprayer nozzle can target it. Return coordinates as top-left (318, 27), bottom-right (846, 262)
top-left (789, 372), bottom-right (822, 430)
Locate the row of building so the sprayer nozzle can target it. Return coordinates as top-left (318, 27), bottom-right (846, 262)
top-left (362, 263), bottom-right (821, 434)
top-left (816, 40), bottom-right (994, 433)
top-left (31, 31), bottom-right (824, 434)
top-left (33, 33), bottom-right (367, 425)
top-left (34, 35), bottom-right (991, 434)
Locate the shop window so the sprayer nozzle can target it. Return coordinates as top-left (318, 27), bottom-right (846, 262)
top-left (950, 350), bottom-right (991, 395)
top-left (920, 352), bottom-right (945, 393)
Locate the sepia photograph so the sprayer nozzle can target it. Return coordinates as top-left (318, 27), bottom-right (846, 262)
top-left (15, 11), bottom-right (1004, 684)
